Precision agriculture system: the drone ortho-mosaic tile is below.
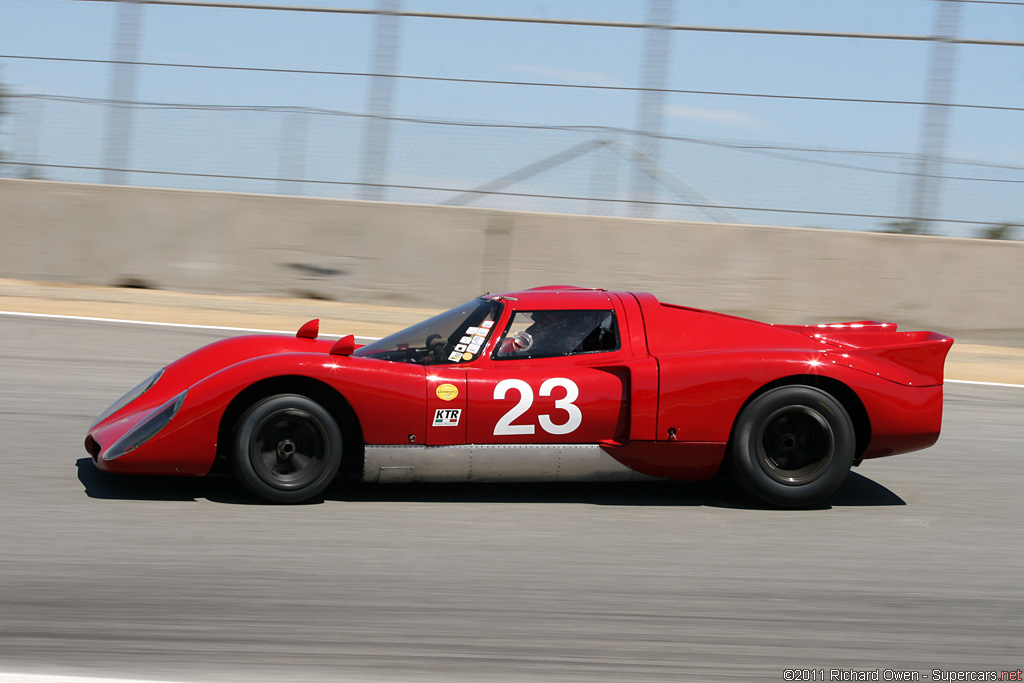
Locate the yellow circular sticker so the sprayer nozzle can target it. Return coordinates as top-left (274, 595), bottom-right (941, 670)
top-left (435, 383), bottom-right (459, 401)
top-left (462, 352), bottom-right (474, 361)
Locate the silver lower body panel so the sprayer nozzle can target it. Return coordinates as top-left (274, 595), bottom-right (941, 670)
top-left (362, 444), bottom-right (660, 484)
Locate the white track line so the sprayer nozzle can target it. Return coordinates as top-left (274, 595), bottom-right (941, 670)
top-left (0, 310), bottom-right (380, 341)
top-left (3, 310), bottom-right (1021, 388)
top-left (0, 675), bottom-right (190, 683)
top-left (946, 378), bottom-right (1024, 389)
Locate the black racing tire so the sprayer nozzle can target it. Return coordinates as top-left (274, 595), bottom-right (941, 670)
top-left (231, 394), bottom-right (343, 504)
top-left (728, 385), bottom-right (855, 508)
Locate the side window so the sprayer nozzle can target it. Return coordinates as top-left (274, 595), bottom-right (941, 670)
top-left (493, 310), bottom-right (620, 360)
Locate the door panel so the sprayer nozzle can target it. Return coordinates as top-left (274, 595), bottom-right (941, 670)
top-left (465, 362), bottom-right (629, 444)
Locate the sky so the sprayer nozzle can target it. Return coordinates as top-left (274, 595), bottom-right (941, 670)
top-left (0, 0), bottom-right (1022, 237)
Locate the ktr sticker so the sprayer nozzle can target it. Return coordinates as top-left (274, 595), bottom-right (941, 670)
top-left (433, 408), bottom-right (462, 427)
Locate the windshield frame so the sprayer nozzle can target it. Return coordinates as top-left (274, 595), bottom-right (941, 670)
top-left (353, 297), bottom-right (505, 365)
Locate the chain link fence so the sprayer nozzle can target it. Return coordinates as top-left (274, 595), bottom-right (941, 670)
top-left (1, 0), bottom-right (1022, 238)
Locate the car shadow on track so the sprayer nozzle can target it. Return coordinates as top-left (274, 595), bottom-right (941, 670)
top-left (342, 472), bottom-right (906, 509)
top-left (76, 458), bottom-right (905, 509)
top-left (76, 458), bottom-right (252, 504)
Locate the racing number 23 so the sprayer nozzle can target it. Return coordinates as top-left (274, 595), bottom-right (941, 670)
top-left (493, 378), bottom-right (581, 436)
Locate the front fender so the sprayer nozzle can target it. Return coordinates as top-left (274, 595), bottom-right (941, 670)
top-left (108, 353), bottom-right (426, 476)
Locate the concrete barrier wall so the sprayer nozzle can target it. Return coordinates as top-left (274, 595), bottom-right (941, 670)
top-left (2, 178), bottom-right (1022, 345)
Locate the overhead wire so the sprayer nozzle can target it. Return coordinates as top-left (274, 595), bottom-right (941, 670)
top-left (1, 160), bottom-right (1011, 228)
top-left (3, 53), bottom-right (1023, 114)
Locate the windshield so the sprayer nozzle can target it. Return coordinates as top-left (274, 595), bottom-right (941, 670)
top-left (353, 297), bottom-right (504, 365)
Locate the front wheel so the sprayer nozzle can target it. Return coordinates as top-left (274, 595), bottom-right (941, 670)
top-left (728, 386), bottom-right (855, 508)
top-left (231, 394), bottom-right (343, 504)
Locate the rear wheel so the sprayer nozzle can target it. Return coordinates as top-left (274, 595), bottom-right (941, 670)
top-left (729, 386), bottom-right (855, 508)
top-left (231, 394), bottom-right (342, 504)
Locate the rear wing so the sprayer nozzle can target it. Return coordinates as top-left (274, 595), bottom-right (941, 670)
top-left (776, 321), bottom-right (955, 386)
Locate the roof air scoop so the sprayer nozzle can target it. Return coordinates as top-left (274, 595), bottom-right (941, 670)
top-left (296, 319), bottom-right (320, 339)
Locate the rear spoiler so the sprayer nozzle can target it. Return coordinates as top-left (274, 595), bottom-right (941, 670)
top-left (777, 321), bottom-right (955, 386)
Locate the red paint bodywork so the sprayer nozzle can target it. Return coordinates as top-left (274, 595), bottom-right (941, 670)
top-left (86, 286), bottom-right (953, 482)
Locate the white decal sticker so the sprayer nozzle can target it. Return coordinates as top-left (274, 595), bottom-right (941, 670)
top-left (454, 344), bottom-right (467, 352)
top-left (493, 379), bottom-right (534, 435)
top-left (433, 408), bottom-right (462, 427)
top-left (538, 377), bottom-right (583, 435)
top-left (467, 343), bottom-right (481, 353)
top-left (465, 327), bottom-right (479, 335)
top-left (448, 351), bottom-right (463, 362)
top-left (481, 320), bottom-right (494, 329)
top-left (492, 377), bottom-right (581, 436)
top-left (460, 336), bottom-right (472, 344)
top-left (472, 335), bottom-right (486, 345)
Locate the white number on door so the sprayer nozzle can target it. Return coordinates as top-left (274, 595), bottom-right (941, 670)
top-left (493, 378), bottom-right (581, 436)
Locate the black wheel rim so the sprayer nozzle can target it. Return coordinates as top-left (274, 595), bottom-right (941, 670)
top-left (248, 408), bottom-right (330, 490)
top-left (756, 405), bottom-right (835, 486)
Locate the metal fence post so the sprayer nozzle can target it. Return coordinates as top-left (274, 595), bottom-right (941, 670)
top-left (11, 97), bottom-right (44, 179)
top-left (630, 0), bottom-right (674, 219)
top-left (589, 140), bottom-right (620, 217)
top-left (359, 0), bottom-right (402, 201)
top-left (910, 0), bottom-right (962, 234)
top-left (103, 0), bottom-right (142, 186)
top-left (278, 109), bottom-right (309, 196)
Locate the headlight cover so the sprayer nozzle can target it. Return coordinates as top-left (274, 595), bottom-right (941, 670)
top-left (102, 390), bottom-right (187, 461)
top-left (91, 369), bottom-right (164, 430)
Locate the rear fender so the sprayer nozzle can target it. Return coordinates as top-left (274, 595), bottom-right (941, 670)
top-left (656, 350), bottom-right (837, 444)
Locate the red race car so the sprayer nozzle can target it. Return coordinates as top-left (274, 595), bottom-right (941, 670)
top-left (85, 286), bottom-right (953, 507)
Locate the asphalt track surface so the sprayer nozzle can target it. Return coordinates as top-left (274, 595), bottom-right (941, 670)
top-left (1, 315), bottom-right (1022, 683)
